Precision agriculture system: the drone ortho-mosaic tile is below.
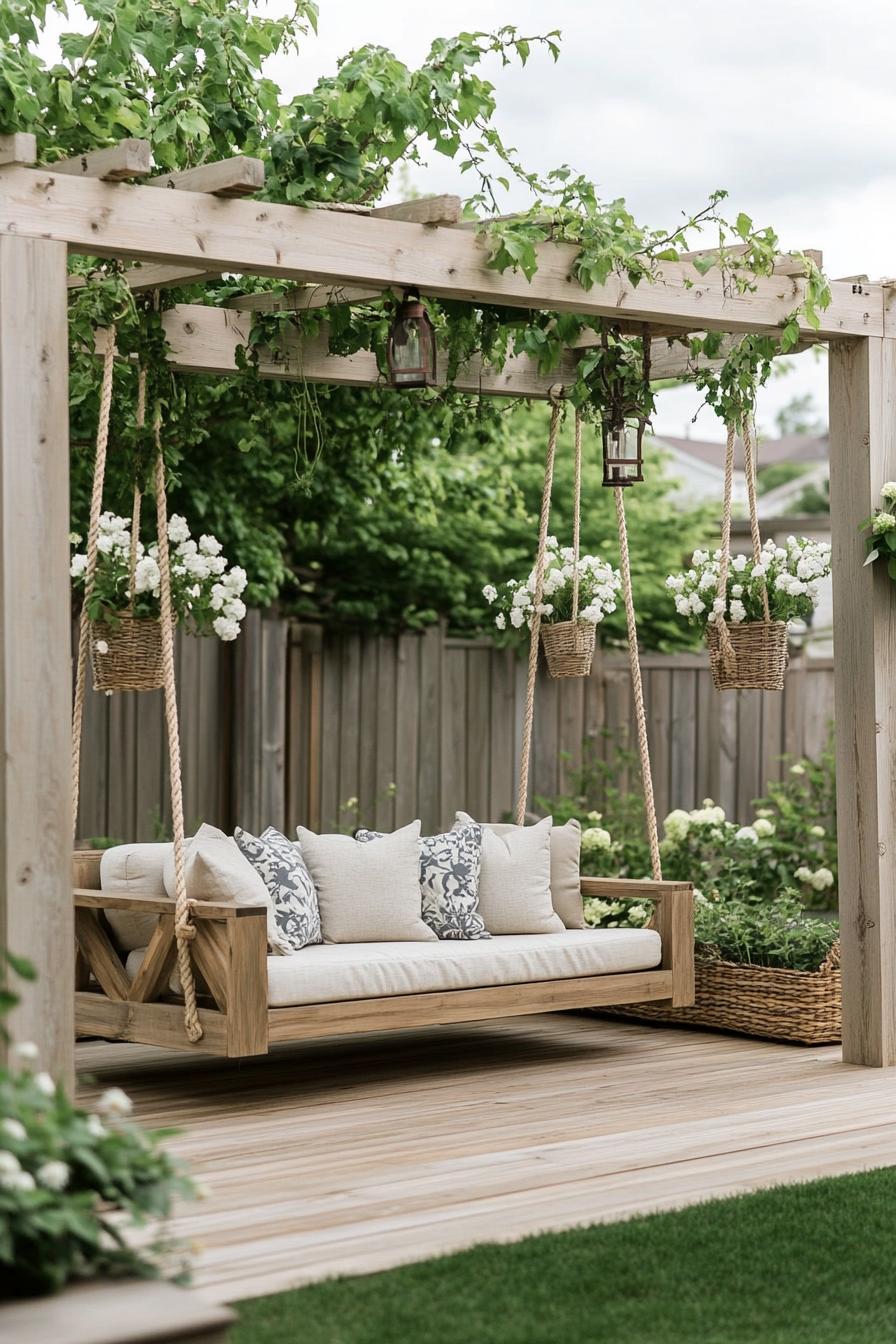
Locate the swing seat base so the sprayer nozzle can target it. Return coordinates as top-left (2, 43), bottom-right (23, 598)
top-left (73, 854), bottom-right (694, 1059)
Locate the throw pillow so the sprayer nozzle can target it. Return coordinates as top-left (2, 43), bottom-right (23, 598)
top-left (163, 822), bottom-right (282, 953)
top-left (100, 842), bottom-right (170, 952)
top-left (487, 817), bottom-right (584, 929)
top-left (454, 811), bottom-right (562, 935)
top-left (296, 821), bottom-right (436, 944)
top-left (234, 826), bottom-right (322, 954)
top-left (355, 821), bottom-right (489, 940)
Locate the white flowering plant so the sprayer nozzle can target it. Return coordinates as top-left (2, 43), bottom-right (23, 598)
top-left (0, 953), bottom-right (194, 1297)
top-left (862, 481), bottom-right (896, 579)
top-left (665, 536), bottom-right (831, 632)
top-left (483, 537), bottom-right (621, 634)
top-left (70, 512), bottom-right (248, 642)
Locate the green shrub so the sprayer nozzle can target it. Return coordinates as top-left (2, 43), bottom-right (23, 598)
top-left (694, 891), bottom-right (837, 972)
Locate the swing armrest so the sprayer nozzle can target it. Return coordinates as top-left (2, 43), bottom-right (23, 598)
top-left (73, 888), bottom-right (268, 922)
top-left (580, 878), bottom-right (694, 1008)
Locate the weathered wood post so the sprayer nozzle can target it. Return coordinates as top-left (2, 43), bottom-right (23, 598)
top-left (829, 335), bottom-right (896, 1066)
top-left (0, 235), bottom-right (73, 1085)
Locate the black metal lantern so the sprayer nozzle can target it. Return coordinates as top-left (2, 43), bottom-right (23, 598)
top-left (601, 418), bottom-right (644, 487)
top-left (386, 289), bottom-right (437, 389)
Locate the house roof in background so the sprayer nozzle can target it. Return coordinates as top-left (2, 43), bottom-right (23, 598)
top-left (655, 433), bottom-right (829, 470)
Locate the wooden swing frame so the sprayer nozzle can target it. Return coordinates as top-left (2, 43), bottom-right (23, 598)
top-left (0, 131), bottom-right (892, 1076)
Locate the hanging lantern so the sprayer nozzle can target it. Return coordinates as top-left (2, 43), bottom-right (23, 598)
top-left (386, 289), bottom-right (437, 389)
top-left (602, 418), bottom-right (644, 487)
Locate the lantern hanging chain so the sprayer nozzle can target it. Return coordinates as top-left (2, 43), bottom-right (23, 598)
top-left (72, 326), bottom-right (117, 838)
top-left (515, 389), bottom-right (564, 826)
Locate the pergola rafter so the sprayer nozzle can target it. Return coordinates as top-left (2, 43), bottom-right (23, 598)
top-left (0, 139), bottom-right (893, 1082)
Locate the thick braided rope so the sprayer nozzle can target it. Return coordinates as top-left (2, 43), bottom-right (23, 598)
top-left (515, 394), bottom-right (563, 825)
top-left (127, 369), bottom-right (146, 609)
top-left (614, 487), bottom-right (662, 881)
top-left (712, 423), bottom-right (739, 672)
top-left (741, 415), bottom-right (771, 621)
top-left (571, 408), bottom-right (583, 622)
top-left (152, 411), bottom-right (202, 1044)
top-left (72, 328), bottom-right (117, 838)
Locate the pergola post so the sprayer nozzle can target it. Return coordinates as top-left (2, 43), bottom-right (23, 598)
top-left (0, 236), bottom-right (73, 1086)
top-left (829, 336), bottom-right (896, 1066)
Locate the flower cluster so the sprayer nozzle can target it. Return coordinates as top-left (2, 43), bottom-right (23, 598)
top-left (863, 482), bottom-right (896, 577)
top-left (666, 536), bottom-right (831, 630)
top-left (71, 513), bottom-right (248, 642)
top-left (484, 538), bottom-right (621, 633)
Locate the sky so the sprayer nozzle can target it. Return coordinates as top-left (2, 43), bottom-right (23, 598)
top-left (38, 0), bottom-right (896, 440)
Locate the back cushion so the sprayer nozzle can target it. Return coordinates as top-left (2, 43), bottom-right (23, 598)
top-left (455, 812), bottom-right (562, 936)
top-left (487, 817), bottom-right (584, 929)
top-left (100, 842), bottom-right (170, 951)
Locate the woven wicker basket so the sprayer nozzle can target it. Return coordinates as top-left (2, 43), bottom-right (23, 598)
top-left (706, 619), bottom-right (788, 692)
top-left (91, 614), bottom-right (165, 693)
top-left (541, 620), bottom-right (596, 678)
top-left (605, 948), bottom-right (841, 1045)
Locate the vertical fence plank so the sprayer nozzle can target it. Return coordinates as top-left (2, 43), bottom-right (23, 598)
top-left (338, 633), bottom-right (362, 829)
top-left (394, 633), bottom-right (420, 828)
top-left (647, 668), bottom-right (672, 821)
top-left (440, 644), bottom-right (467, 829)
top-left (670, 666), bottom-right (697, 810)
top-left (374, 637), bottom-right (398, 831)
top-left (465, 647), bottom-right (491, 821)
top-left (260, 617), bottom-right (287, 832)
top-left (489, 647), bottom-right (517, 822)
top-left (357, 635), bottom-right (379, 827)
top-left (417, 625), bottom-right (442, 832)
top-left (318, 633), bottom-right (342, 832)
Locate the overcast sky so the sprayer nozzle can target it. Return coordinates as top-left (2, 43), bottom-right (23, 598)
top-left (41, 0), bottom-right (896, 440)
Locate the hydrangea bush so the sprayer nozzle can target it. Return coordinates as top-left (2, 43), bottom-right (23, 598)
top-left (862, 480), bottom-right (896, 579)
top-left (0, 954), bottom-right (194, 1298)
top-left (71, 512), bottom-right (248, 642)
top-left (666, 536), bottom-right (831, 632)
top-left (484, 537), bottom-right (621, 633)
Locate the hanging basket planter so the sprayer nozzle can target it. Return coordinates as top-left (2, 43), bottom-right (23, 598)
top-left (90, 613), bottom-right (166, 693)
top-left (541, 619), bottom-right (596, 679)
top-left (706, 619), bottom-right (788, 692)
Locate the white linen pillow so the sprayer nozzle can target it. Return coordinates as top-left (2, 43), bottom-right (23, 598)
top-left (486, 817), bottom-right (584, 929)
top-left (296, 821), bottom-right (436, 944)
top-left (454, 812), bottom-right (562, 935)
top-left (100, 842), bottom-right (170, 951)
top-left (163, 822), bottom-right (284, 954)
top-left (355, 821), bottom-right (489, 940)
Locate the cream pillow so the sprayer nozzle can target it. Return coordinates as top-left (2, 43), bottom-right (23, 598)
top-left (162, 822), bottom-right (281, 952)
top-left (296, 821), bottom-right (436, 944)
top-left (455, 812), bottom-right (561, 935)
top-left (100, 842), bottom-right (170, 952)
top-left (486, 817), bottom-right (583, 929)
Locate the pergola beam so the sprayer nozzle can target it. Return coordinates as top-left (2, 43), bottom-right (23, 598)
top-left (0, 168), bottom-right (879, 338)
top-left (146, 156), bottom-right (265, 198)
top-left (224, 284), bottom-right (386, 313)
top-left (158, 304), bottom-right (579, 398)
top-left (0, 133), bottom-right (37, 167)
top-left (51, 139), bottom-right (153, 181)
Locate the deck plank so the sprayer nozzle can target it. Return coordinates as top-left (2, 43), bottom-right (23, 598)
top-left (75, 1016), bottom-right (896, 1303)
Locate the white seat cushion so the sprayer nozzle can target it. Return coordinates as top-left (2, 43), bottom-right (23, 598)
top-left (126, 928), bottom-right (661, 1008)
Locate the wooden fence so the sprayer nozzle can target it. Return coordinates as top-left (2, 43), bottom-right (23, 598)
top-left (75, 613), bottom-right (835, 844)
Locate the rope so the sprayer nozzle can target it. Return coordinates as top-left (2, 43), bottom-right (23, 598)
top-left (614, 488), bottom-right (662, 882)
top-left (152, 408), bottom-right (203, 1044)
top-left (571, 409), bottom-right (583, 623)
top-left (515, 391), bottom-right (563, 825)
top-left (741, 415), bottom-right (770, 621)
top-left (712, 423), bottom-right (739, 673)
top-left (72, 327), bottom-right (116, 837)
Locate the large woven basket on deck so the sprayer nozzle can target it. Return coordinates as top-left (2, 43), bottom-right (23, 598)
top-left (706, 619), bottom-right (788, 692)
top-left (91, 613), bottom-right (165, 692)
top-left (606, 946), bottom-right (841, 1045)
top-left (541, 619), bottom-right (596, 678)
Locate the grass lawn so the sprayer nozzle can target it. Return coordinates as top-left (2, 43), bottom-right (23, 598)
top-left (233, 1166), bottom-right (896, 1344)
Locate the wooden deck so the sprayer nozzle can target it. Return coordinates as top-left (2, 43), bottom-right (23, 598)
top-left (76, 1015), bottom-right (896, 1304)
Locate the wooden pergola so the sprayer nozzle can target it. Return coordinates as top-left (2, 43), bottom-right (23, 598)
top-left (0, 133), bottom-right (891, 1079)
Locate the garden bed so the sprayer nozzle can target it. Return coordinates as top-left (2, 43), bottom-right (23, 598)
top-left (604, 950), bottom-right (841, 1045)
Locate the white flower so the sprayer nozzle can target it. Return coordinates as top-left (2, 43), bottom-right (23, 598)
top-left (628, 904), bottom-right (648, 924)
top-left (688, 594), bottom-right (706, 616)
top-left (795, 866), bottom-right (814, 883)
top-left (512, 588), bottom-right (529, 608)
top-left (33, 1072), bottom-right (55, 1097)
top-left (810, 866), bottom-right (835, 892)
top-left (735, 826), bottom-right (758, 843)
top-left (674, 595), bottom-right (690, 616)
top-left (581, 826), bottom-right (613, 852)
top-left (790, 762), bottom-right (806, 776)
top-left (198, 534), bottom-right (223, 556)
top-left (210, 583), bottom-right (227, 611)
top-left (753, 818), bottom-right (775, 838)
top-left (225, 566), bottom-right (248, 594)
top-left (167, 515), bottom-right (191, 544)
top-left (873, 512), bottom-right (896, 535)
top-left (881, 482), bottom-right (896, 504)
top-left (208, 555), bottom-right (226, 575)
top-left (809, 824), bottom-right (825, 838)
top-left (0, 1168), bottom-right (35, 1192)
top-left (134, 556), bottom-right (161, 595)
top-left (729, 599), bottom-right (747, 624)
top-left (190, 584), bottom-right (201, 599)
top-left (96, 534), bottom-right (115, 554)
top-left (482, 585), bottom-right (498, 603)
top-left (96, 1086), bottom-right (132, 1118)
top-left (70, 553), bottom-right (88, 579)
top-left (752, 564), bottom-right (766, 579)
top-left (69, 531), bottom-right (82, 545)
top-left (495, 612), bottom-right (506, 631)
top-left (731, 584), bottom-right (743, 599)
top-left (0, 1151), bottom-right (21, 1175)
top-left (510, 607), bottom-right (525, 629)
top-left (213, 616), bottom-right (240, 642)
top-left (86, 1114), bottom-right (106, 1139)
top-left (36, 1160), bottom-right (69, 1191)
top-left (94, 639), bottom-right (109, 656)
top-left (663, 809), bottom-right (691, 841)
top-left (14, 1041), bottom-right (39, 1063)
top-left (731, 554), bottom-right (748, 573)
top-left (184, 554), bottom-right (211, 581)
top-left (1, 1118), bottom-right (27, 1142)
top-left (223, 598), bottom-right (246, 621)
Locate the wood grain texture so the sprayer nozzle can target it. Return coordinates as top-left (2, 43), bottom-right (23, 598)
top-left (74, 1016), bottom-right (896, 1303)
top-left (147, 156), bottom-right (264, 197)
top-left (0, 236), bottom-right (73, 1083)
top-left (52, 139), bottom-right (152, 180)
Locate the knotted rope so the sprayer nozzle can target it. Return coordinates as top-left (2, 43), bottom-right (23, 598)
top-left (515, 391), bottom-right (563, 825)
top-left (72, 327), bottom-right (116, 834)
top-left (152, 408), bottom-right (202, 1044)
top-left (614, 487), bottom-right (662, 881)
top-left (126, 368), bottom-right (146, 610)
top-left (570, 408), bottom-right (583, 624)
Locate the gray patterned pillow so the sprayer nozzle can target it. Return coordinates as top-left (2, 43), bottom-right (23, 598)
top-left (234, 826), bottom-right (322, 954)
top-left (355, 822), bottom-right (489, 940)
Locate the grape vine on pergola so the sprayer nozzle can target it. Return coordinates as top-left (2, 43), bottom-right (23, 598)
top-left (0, 133), bottom-right (890, 1079)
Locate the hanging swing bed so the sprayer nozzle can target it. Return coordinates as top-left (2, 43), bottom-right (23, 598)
top-left (72, 304), bottom-right (694, 1060)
